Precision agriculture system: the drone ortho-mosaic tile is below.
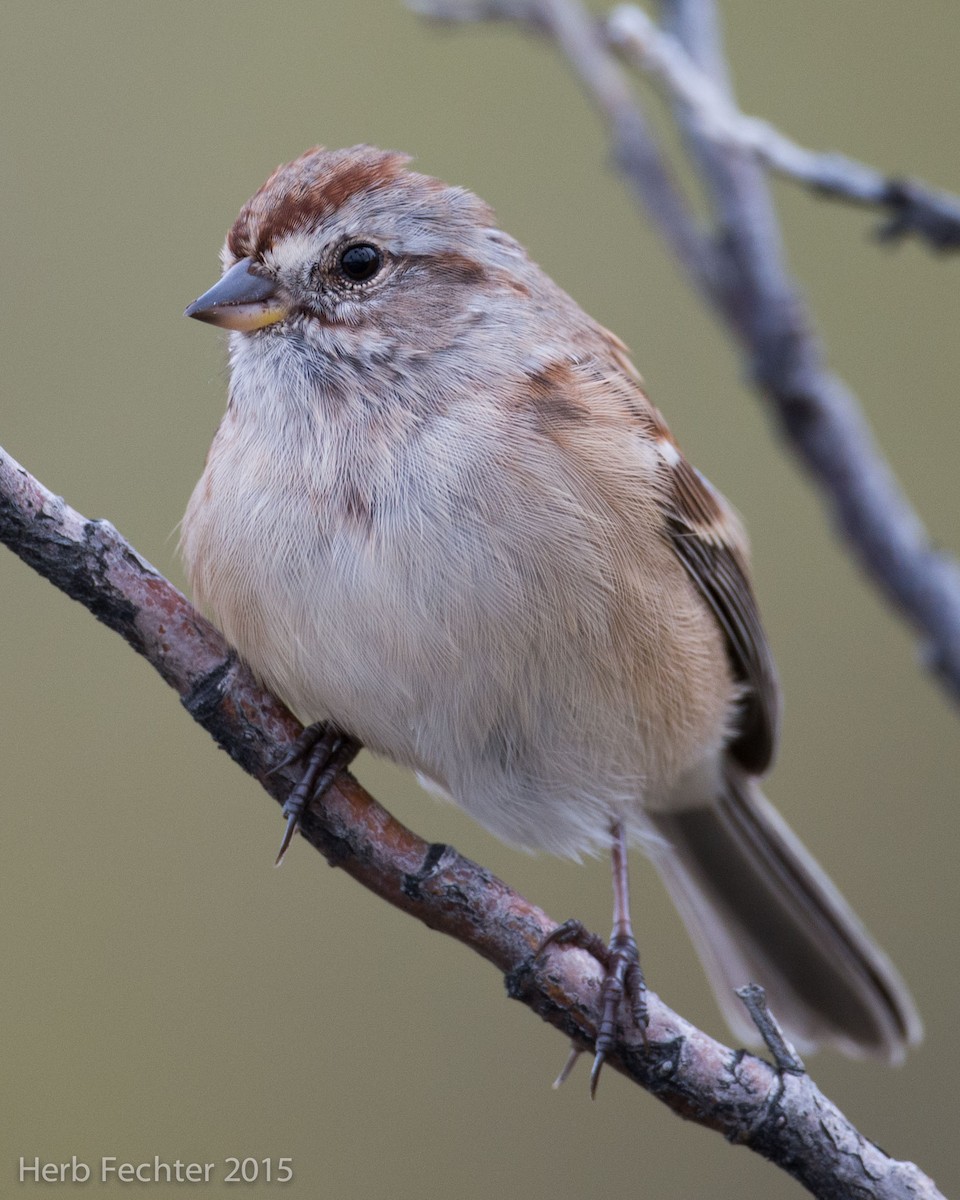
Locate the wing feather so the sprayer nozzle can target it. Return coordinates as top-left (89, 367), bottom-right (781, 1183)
top-left (661, 443), bottom-right (781, 773)
top-left (587, 336), bottom-right (781, 773)
top-left (522, 337), bottom-right (781, 774)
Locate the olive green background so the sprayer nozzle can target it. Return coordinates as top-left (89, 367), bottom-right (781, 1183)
top-left (1, 3), bottom-right (957, 1197)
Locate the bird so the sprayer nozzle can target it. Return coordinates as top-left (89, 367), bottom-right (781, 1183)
top-left (181, 144), bottom-right (921, 1087)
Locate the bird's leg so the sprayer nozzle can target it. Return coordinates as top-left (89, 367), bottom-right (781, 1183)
top-left (536, 822), bottom-right (648, 1095)
top-left (272, 723), bottom-right (360, 865)
top-left (592, 821), bottom-right (648, 1093)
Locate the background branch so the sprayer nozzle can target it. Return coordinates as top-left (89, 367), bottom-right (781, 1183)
top-left (411, 0), bottom-right (960, 708)
top-left (608, 4), bottom-right (960, 252)
top-left (0, 443), bottom-right (946, 1199)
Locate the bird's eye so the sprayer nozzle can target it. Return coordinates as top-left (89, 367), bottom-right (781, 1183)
top-left (338, 243), bottom-right (382, 283)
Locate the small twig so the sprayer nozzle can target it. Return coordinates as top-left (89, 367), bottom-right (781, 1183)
top-left (0, 443), bottom-right (946, 1198)
top-left (736, 984), bottom-right (806, 1075)
top-left (607, 4), bottom-right (960, 251)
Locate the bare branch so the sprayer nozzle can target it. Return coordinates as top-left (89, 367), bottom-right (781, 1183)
top-left (409, 0), bottom-right (960, 707)
top-left (1, 445), bottom-right (946, 1199)
top-left (608, 4), bottom-right (960, 251)
top-left (418, 0), bottom-right (960, 252)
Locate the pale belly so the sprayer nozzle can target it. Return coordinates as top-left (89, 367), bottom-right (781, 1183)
top-left (181, 416), bottom-right (731, 857)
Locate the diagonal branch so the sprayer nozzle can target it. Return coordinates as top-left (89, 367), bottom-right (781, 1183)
top-left (409, 0), bottom-right (960, 708)
top-left (0, 447), bottom-right (945, 1199)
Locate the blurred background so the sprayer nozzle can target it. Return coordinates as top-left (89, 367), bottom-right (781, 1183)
top-left (1, 3), bottom-right (957, 1197)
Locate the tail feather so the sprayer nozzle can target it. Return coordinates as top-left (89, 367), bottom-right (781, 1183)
top-left (649, 766), bottom-right (921, 1062)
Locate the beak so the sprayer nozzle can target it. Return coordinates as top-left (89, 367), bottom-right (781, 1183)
top-left (184, 257), bottom-right (290, 331)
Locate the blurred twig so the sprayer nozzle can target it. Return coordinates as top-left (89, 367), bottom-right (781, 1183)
top-left (0, 441), bottom-right (944, 1199)
top-left (608, 4), bottom-right (960, 251)
top-left (410, 0), bottom-right (960, 707)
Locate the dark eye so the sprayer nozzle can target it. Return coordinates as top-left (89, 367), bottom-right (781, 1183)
top-left (338, 243), bottom-right (382, 283)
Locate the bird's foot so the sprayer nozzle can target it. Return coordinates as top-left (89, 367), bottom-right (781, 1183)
top-left (272, 723), bottom-right (360, 865)
top-left (536, 919), bottom-right (649, 1096)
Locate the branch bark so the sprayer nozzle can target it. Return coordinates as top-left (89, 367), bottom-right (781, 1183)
top-left (410, 0), bottom-right (960, 709)
top-left (1, 446), bottom-right (944, 1199)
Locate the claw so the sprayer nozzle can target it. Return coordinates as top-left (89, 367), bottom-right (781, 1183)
top-left (275, 809), bottom-right (301, 867)
top-left (272, 723), bottom-right (359, 864)
top-left (552, 1045), bottom-right (582, 1089)
top-left (589, 1051), bottom-right (605, 1098)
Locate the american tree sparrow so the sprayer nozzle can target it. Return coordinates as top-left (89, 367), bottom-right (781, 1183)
top-left (182, 146), bottom-right (921, 1086)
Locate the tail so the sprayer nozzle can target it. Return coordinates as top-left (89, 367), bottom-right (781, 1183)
top-left (648, 765), bottom-right (922, 1062)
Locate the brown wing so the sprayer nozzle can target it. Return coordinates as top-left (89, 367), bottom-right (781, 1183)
top-left (521, 333), bottom-right (781, 774)
top-left (661, 450), bottom-right (781, 774)
top-left (594, 336), bottom-right (781, 773)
